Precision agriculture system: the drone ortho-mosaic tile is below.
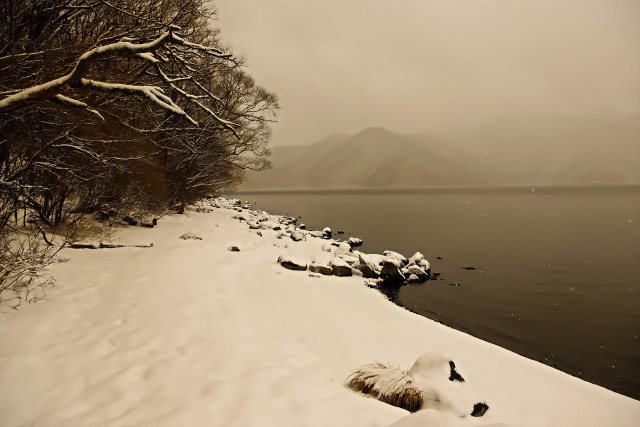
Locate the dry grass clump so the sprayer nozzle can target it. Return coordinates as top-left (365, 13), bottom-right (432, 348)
top-left (344, 362), bottom-right (424, 412)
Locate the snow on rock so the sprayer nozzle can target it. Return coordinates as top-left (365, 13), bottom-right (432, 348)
top-left (408, 353), bottom-right (486, 418)
top-left (323, 227), bottom-right (332, 238)
top-left (381, 258), bottom-right (404, 280)
top-left (402, 265), bottom-right (429, 282)
top-left (384, 250), bottom-right (409, 266)
top-left (309, 262), bottom-right (333, 276)
top-left (407, 274), bottom-right (421, 283)
top-left (277, 255), bottom-right (307, 271)
top-left (330, 256), bottom-right (353, 276)
top-left (359, 253), bottom-right (381, 278)
top-left (309, 230), bottom-right (325, 238)
top-left (334, 242), bottom-right (353, 256)
top-left (290, 229), bottom-right (305, 242)
top-left (179, 232), bottom-right (202, 240)
top-left (406, 252), bottom-right (431, 273)
top-left (339, 254), bottom-right (360, 266)
top-left (141, 216), bottom-right (157, 228)
top-left (408, 252), bottom-right (425, 266)
top-left (348, 237), bottom-right (364, 247)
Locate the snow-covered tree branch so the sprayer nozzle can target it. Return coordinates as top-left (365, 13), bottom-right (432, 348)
top-left (0, 28), bottom-right (238, 132)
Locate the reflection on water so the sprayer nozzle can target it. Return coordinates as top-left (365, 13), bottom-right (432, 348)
top-left (236, 186), bottom-right (640, 399)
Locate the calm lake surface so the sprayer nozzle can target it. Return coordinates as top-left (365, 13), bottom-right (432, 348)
top-left (236, 186), bottom-right (640, 400)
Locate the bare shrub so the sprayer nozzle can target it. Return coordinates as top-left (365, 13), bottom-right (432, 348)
top-left (0, 226), bottom-right (68, 310)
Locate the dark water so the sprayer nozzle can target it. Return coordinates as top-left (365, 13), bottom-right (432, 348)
top-left (236, 186), bottom-right (640, 400)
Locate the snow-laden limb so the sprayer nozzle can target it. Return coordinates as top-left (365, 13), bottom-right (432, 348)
top-left (135, 52), bottom-right (160, 63)
top-left (0, 29), bottom-right (237, 133)
top-left (76, 79), bottom-right (198, 125)
top-left (0, 75), bottom-right (69, 111)
top-left (51, 94), bottom-right (105, 120)
top-left (0, 33), bottom-right (172, 111)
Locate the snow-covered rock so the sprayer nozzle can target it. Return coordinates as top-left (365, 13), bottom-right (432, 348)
top-left (358, 253), bottom-right (389, 279)
top-left (179, 232), bottom-right (202, 240)
top-left (348, 237), bottom-right (364, 247)
top-left (408, 251), bottom-right (425, 266)
top-left (407, 353), bottom-right (483, 418)
top-left (329, 257), bottom-right (352, 276)
top-left (277, 255), bottom-right (307, 271)
top-left (290, 230), bottom-right (305, 242)
top-left (323, 227), bottom-right (332, 238)
top-left (407, 274), bottom-right (421, 283)
top-left (381, 258), bottom-right (404, 280)
top-left (403, 265), bottom-right (429, 281)
top-left (384, 250), bottom-right (409, 265)
top-left (334, 242), bottom-right (352, 256)
top-left (338, 254), bottom-right (359, 265)
top-left (141, 216), bottom-right (157, 228)
top-left (419, 259), bottom-right (431, 273)
top-left (358, 253), bottom-right (380, 278)
top-left (309, 262), bottom-right (333, 276)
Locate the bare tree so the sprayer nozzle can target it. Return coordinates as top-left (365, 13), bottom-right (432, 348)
top-left (0, 0), bottom-right (277, 306)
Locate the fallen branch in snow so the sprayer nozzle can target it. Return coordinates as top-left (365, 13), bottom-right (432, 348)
top-left (67, 242), bottom-right (154, 249)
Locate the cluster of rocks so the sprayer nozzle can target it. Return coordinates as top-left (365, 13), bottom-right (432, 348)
top-left (279, 242), bottom-right (432, 285)
top-left (206, 197), bottom-right (435, 286)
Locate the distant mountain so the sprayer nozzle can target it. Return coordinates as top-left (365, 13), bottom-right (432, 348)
top-left (241, 116), bottom-right (640, 190)
top-left (242, 128), bottom-right (479, 190)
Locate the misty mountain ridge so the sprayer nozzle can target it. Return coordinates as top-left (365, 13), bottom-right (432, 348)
top-left (242, 117), bottom-right (639, 190)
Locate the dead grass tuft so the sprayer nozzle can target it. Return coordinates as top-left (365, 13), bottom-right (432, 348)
top-left (345, 362), bottom-right (424, 412)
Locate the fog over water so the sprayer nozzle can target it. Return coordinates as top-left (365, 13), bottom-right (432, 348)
top-left (216, 0), bottom-right (639, 153)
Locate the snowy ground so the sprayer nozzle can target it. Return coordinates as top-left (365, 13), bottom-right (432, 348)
top-left (1, 200), bottom-right (639, 426)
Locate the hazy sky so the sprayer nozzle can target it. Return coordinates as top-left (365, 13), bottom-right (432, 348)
top-left (214, 1), bottom-right (640, 146)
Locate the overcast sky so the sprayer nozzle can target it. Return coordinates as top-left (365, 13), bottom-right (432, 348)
top-left (214, 0), bottom-right (639, 146)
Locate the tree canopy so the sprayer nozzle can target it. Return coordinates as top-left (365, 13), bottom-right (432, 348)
top-left (0, 0), bottom-right (278, 226)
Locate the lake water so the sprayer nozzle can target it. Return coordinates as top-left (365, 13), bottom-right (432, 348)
top-left (236, 186), bottom-right (640, 400)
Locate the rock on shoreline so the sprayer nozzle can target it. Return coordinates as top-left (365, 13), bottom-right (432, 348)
top-left (208, 197), bottom-right (433, 287)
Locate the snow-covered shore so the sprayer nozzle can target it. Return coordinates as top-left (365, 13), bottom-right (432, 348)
top-left (1, 199), bottom-right (639, 426)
